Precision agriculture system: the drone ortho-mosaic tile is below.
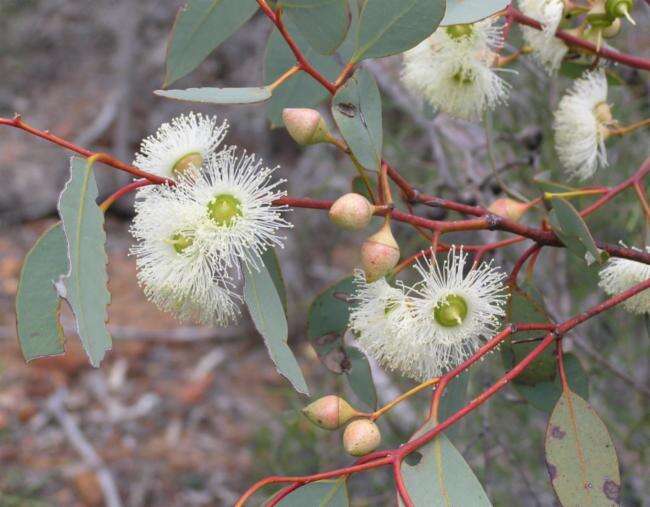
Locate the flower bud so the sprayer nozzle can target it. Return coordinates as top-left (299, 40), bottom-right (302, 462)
top-left (605, 0), bottom-right (635, 24)
top-left (329, 193), bottom-right (375, 230)
top-left (361, 220), bottom-right (400, 282)
top-left (487, 198), bottom-right (529, 222)
top-left (343, 419), bottom-right (381, 456)
top-left (282, 108), bottom-right (330, 146)
top-left (301, 395), bottom-right (359, 430)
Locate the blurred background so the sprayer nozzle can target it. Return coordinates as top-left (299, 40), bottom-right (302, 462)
top-left (0, 1), bottom-right (649, 505)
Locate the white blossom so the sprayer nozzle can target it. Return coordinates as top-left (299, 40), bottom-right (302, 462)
top-left (519, 0), bottom-right (568, 73)
top-left (553, 70), bottom-right (613, 179)
top-left (599, 247), bottom-right (650, 314)
top-left (133, 112), bottom-right (229, 179)
top-left (130, 187), bottom-right (240, 325)
top-left (401, 18), bottom-right (510, 121)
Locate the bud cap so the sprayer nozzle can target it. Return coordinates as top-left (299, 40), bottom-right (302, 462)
top-left (301, 395), bottom-right (358, 430)
top-left (329, 193), bottom-right (375, 230)
top-left (487, 198), bottom-right (529, 222)
top-left (343, 419), bottom-right (381, 456)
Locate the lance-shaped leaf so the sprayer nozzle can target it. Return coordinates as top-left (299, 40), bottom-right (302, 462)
top-left (545, 389), bottom-right (621, 506)
top-left (276, 478), bottom-right (349, 506)
top-left (401, 420), bottom-right (492, 506)
top-left (440, 0), bottom-right (510, 25)
top-left (280, 0), bottom-right (351, 55)
top-left (16, 223), bottom-right (68, 361)
top-left (352, 0), bottom-right (445, 61)
top-left (264, 18), bottom-right (341, 127)
top-left (343, 346), bottom-right (377, 410)
top-left (261, 248), bottom-right (288, 314)
top-left (332, 68), bottom-right (382, 170)
top-left (548, 197), bottom-right (606, 266)
top-left (244, 261), bottom-right (309, 395)
top-left (155, 86), bottom-right (272, 104)
top-left (57, 157), bottom-right (112, 367)
top-left (164, 0), bottom-right (259, 86)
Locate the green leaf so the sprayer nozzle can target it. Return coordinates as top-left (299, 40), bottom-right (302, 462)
top-left (545, 389), bottom-right (621, 506)
top-left (559, 61), bottom-right (624, 86)
top-left (353, 0), bottom-right (445, 61)
top-left (164, 0), bottom-right (259, 86)
top-left (437, 371), bottom-right (470, 438)
top-left (351, 175), bottom-right (378, 203)
top-left (440, 0), bottom-right (510, 25)
top-left (343, 346), bottom-right (377, 410)
top-left (276, 478), bottom-right (349, 506)
top-left (516, 353), bottom-right (589, 412)
top-left (244, 262), bottom-right (309, 395)
top-left (16, 223), bottom-right (67, 361)
top-left (264, 18), bottom-right (341, 127)
top-left (57, 157), bottom-right (112, 367)
top-left (401, 420), bottom-right (492, 506)
top-left (501, 283), bottom-right (557, 386)
top-left (155, 86), bottom-right (272, 104)
top-left (532, 172), bottom-right (577, 194)
top-left (261, 248), bottom-right (288, 314)
top-left (307, 276), bottom-right (355, 347)
top-left (280, 0), bottom-right (351, 55)
top-left (332, 68), bottom-right (382, 170)
top-left (548, 197), bottom-right (605, 266)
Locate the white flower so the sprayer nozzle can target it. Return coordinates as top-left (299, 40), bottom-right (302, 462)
top-left (130, 188), bottom-right (240, 325)
top-left (401, 18), bottom-right (510, 121)
top-left (598, 248), bottom-right (650, 314)
top-left (349, 272), bottom-right (418, 377)
top-left (553, 71), bottom-right (614, 180)
top-left (153, 149), bottom-right (291, 271)
top-left (406, 248), bottom-right (508, 379)
top-left (519, 0), bottom-right (568, 73)
top-left (134, 112), bottom-right (229, 179)
top-left (349, 249), bottom-right (508, 382)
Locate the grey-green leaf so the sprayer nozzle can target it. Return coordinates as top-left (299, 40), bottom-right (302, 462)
top-left (16, 223), bottom-right (67, 361)
top-left (164, 0), bottom-right (259, 86)
top-left (276, 478), bottom-right (349, 506)
top-left (353, 0), bottom-right (445, 61)
top-left (401, 420), bottom-right (492, 506)
top-left (58, 157), bottom-right (112, 367)
top-left (155, 86), bottom-right (272, 104)
top-left (440, 0), bottom-right (510, 26)
top-left (261, 248), bottom-right (288, 314)
top-left (331, 68), bottom-right (382, 170)
top-left (545, 389), bottom-right (621, 506)
top-left (264, 18), bottom-right (341, 127)
top-left (244, 262), bottom-right (309, 395)
top-left (344, 346), bottom-right (377, 410)
top-left (549, 197), bottom-right (605, 266)
top-left (280, 0), bottom-right (351, 55)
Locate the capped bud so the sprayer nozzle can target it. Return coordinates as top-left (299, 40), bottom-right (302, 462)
top-left (301, 395), bottom-right (359, 430)
top-left (282, 108), bottom-right (330, 146)
top-left (329, 193), bottom-right (375, 230)
top-left (343, 419), bottom-right (381, 456)
top-left (361, 220), bottom-right (400, 282)
top-left (487, 198), bottom-right (529, 222)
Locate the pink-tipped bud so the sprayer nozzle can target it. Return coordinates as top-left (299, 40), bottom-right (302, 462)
top-left (301, 395), bottom-right (359, 430)
top-left (282, 108), bottom-right (329, 146)
top-left (329, 193), bottom-right (375, 230)
top-left (487, 198), bottom-right (529, 222)
top-left (361, 220), bottom-right (400, 282)
top-left (343, 419), bottom-right (381, 456)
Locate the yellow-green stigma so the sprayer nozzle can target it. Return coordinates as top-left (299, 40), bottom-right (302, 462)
top-left (434, 294), bottom-right (468, 327)
top-left (446, 24), bottom-right (473, 40)
top-left (452, 69), bottom-right (475, 85)
top-left (169, 233), bottom-right (193, 254)
top-left (172, 152), bottom-right (203, 175)
top-left (207, 194), bottom-right (243, 226)
top-left (384, 299), bottom-right (398, 316)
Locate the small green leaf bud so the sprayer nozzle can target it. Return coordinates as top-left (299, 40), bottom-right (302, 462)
top-left (342, 419), bottom-right (381, 456)
top-left (361, 220), bottom-right (400, 282)
top-left (329, 193), bottom-right (375, 230)
top-left (282, 108), bottom-right (330, 146)
top-left (301, 395), bottom-right (359, 430)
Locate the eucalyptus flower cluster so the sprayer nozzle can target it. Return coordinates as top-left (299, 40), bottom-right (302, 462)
top-left (349, 248), bottom-right (508, 381)
top-left (130, 112), bottom-right (291, 325)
